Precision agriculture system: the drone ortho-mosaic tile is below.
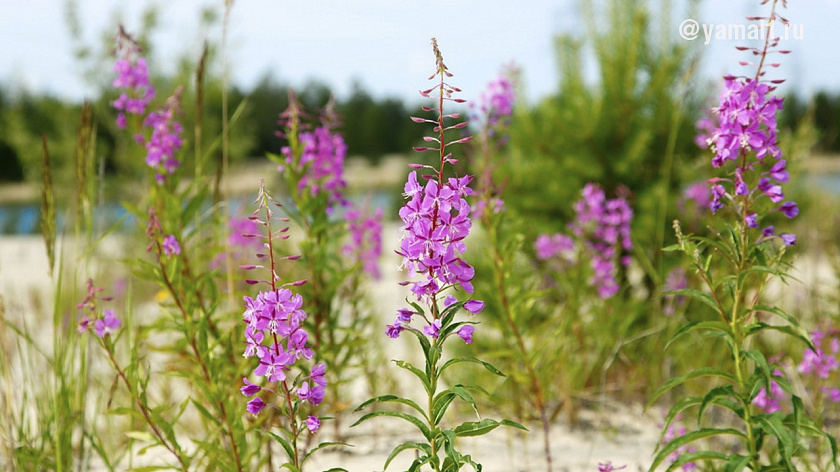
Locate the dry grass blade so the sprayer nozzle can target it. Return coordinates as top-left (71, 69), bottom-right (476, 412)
top-left (40, 135), bottom-right (55, 276)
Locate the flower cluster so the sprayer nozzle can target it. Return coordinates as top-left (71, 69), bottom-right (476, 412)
top-left (239, 182), bottom-right (325, 435)
top-left (280, 125), bottom-right (348, 212)
top-left (472, 69), bottom-right (516, 130)
top-left (141, 90), bottom-right (184, 184)
top-left (344, 207), bottom-right (383, 279)
top-left (111, 28), bottom-right (154, 129)
top-left (536, 183), bottom-right (633, 299)
top-left (76, 279), bottom-right (121, 338)
top-left (111, 28), bottom-right (183, 185)
top-left (534, 233), bottom-right (574, 262)
top-left (798, 329), bottom-right (840, 403)
top-left (696, 78), bottom-right (798, 245)
top-left (387, 38), bottom-right (483, 341)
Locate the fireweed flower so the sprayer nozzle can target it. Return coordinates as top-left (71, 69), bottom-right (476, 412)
top-left (389, 38), bottom-right (483, 340)
top-left (469, 67), bottom-right (518, 221)
top-left (76, 279), bottom-right (119, 338)
top-left (344, 207), bottom-right (383, 279)
top-left (697, 74), bottom-right (798, 245)
top-left (162, 235), bottom-right (180, 256)
top-left (141, 89), bottom-right (184, 184)
top-left (798, 330), bottom-right (840, 380)
top-left (280, 125), bottom-right (348, 212)
top-left (240, 181), bottom-right (326, 436)
top-left (111, 27), bottom-right (154, 129)
top-left (537, 183), bottom-right (633, 299)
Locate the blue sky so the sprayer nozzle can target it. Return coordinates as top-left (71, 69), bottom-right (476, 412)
top-left (1, 0), bottom-right (838, 105)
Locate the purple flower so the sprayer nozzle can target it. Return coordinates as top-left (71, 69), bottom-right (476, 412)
top-left (598, 462), bottom-right (626, 471)
top-left (780, 233), bottom-right (796, 246)
top-left (280, 126), bottom-right (348, 212)
top-left (768, 159), bottom-right (789, 182)
top-left (305, 415), bottom-right (321, 434)
top-left (246, 397), bottom-right (266, 415)
top-left (463, 300), bottom-right (484, 314)
top-left (779, 201), bottom-right (799, 219)
top-left (752, 369), bottom-right (786, 413)
top-left (745, 213), bottom-right (758, 228)
top-left (139, 90), bottom-right (184, 183)
top-left (386, 322), bottom-right (404, 339)
top-left (240, 378), bottom-right (261, 397)
top-left (78, 316), bottom-right (94, 333)
top-left (457, 325), bottom-right (474, 344)
top-left (111, 32), bottom-right (155, 129)
top-left (798, 331), bottom-right (839, 379)
top-left (162, 235), bottom-right (180, 256)
top-left (424, 319), bottom-right (442, 339)
top-left (824, 387), bottom-right (840, 403)
top-left (95, 309), bottom-right (121, 338)
top-left (535, 233), bottom-right (574, 261)
top-left (344, 207), bottom-right (383, 279)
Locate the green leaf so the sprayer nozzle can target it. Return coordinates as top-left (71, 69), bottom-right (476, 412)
top-left (650, 428), bottom-right (746, 471)
top-left (301, 442), bottom-right (351, 466)
top-left (392, 360), bottom-right (432, 396)
top-left (722, 454), bottom-right (751, 472)
top-left (260, 430), bottom-right (295, 462)
top-left (664, 450), bottom-right (727, 472)
top-left (384, 442), bottom-right (431, 470)
top-left (352, 410), bottom-right (431, 440)
top-left (453, 419), bottom-right (501, 437)
top-left (432, 392), bottom-right (457, 425)
top-left (662, 288), bottom-right (721, 313)
top-left (439, 357), bottom-right (505, 377)
top-left (743, 323), bottom-right (813, 349)
top-left (354, 394), bottom-right (427, 419)
top-left (754, 414), bottom-right (794, 468)
top-left (665, 321), bottom-right (734, 351)
top-left (647, 368), bottom-right (736, 407)
top-left (698, 385), bottom-right (740, 424)
top-left (125, 431), bottom-right (157, 444)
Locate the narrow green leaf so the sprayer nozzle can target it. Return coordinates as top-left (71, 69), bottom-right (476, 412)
top-left (650, 428), bottom-right (746, 471)
top-left (439, 357), bottom-right (505, 377)
top-left (125, 431), bottom-right (157, 444)
top-left (453, 419), bottom-right (500, 437)
top-left (663, 288), bottom-right (721, 313)
top-left (665, 450), bottom-right (727, 472)
top-left (722, 454), bottom-right (751, 472)
top-left (352, 410), bottom-right (431, 440)
top-left (754, 414), bottom-right (794, 467)
top-left (301, 442), bottom-right (351, 466)
top-left (260, 430), bottom-right (295, 462)
top-left (699, 385), bottom-right (739, 423)
top-left (392, 360), bottom-right (432, 396)
top-left (647, 368), bottom-right (736, 407)
top-left (665, 321), bottom-right (734, 351)
top-left (354, 394), bottom-right (427, 418)
top-left (384, 441), bottom-right (431, 470)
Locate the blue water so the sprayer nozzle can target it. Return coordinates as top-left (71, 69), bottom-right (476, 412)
top-left (0, 191), bottom-right (396, 235)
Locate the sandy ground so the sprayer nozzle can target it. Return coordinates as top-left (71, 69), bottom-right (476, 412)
top-left (1, 227), bottom-right (836, 471)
